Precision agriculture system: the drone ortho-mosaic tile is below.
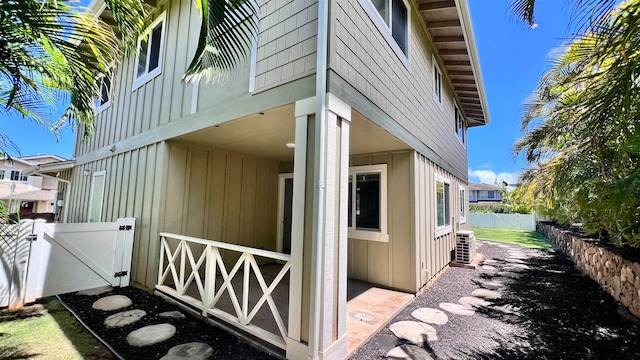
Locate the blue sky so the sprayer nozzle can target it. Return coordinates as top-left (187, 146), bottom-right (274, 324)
top-left (2, 1), bottom-right (578, 179)
top-left (467, 1), bottom-right (578, 185)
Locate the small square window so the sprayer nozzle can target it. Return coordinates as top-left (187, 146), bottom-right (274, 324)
top-left (455, 106), bottom-right (466, 144)
top-left (133, 12), bottom-right (166, 90)
top-left (348, 164), bottom-right (389, 242)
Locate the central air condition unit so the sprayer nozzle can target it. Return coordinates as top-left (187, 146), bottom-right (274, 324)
top-left (456, 230), bottom-right (476, 264)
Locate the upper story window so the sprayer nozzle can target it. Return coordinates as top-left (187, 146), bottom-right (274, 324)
top-left (433, 58), bottom-right (443, 106)
top-left (10, 171), bottom-right (27, 182)
top-left (360, 0), bottom-right (410, 65)
top-left (348, 164), bottom-right (389, 242)
top-left (133, 12), bottom-right (166, 90)
top-left (95, 70), bottom-right (112, 113)
top-left (435, 175), bottom-right (451, 236)
top-left (455, 106), bottom-right (466, 144)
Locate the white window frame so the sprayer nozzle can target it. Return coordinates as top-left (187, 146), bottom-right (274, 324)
top-left (434, 174), bottom-right (451, 237)
top-left (88, 170), bottom-right (106, 223)
top-left (10, 170), bottom-right (27, 182)
top-left (95, 69), bottom-right (113, 114)
top-left (459, 186), bottom-right (466, 224)
top-left (358, 0), bottom-right (411, 69)
top-left (348, 164), bottom-right (389, 242)
top-left (454, 105), bottom-right (466, 145)
top-left (132, 12), bottom-right (167, 91)
top-left (433, 56), bottom-right (443, 109)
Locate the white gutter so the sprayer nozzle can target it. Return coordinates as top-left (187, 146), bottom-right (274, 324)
top-left (309, 0), bottom-right (329, 358)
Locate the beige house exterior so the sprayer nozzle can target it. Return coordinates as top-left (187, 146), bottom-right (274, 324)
top-left (0, 155), bottom-right (66, 215)
top-left (52, 0), bottom-right (489, 358)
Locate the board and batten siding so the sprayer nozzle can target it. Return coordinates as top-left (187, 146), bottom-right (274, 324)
top-left (330, 0), bottom-right (468, 179)
top-left (162, 142), bottom-right (280, 254)
top-left (254, 0), bottom-right (318, 92)
top-left (347, 151), bottom-right (416, 292)
top-left (67, 143), bottom-right (167, 288)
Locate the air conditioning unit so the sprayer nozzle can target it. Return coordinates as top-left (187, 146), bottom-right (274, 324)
top-left (456, 230), bottom-right (476, 264)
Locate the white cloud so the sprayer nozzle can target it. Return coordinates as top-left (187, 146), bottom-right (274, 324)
top-left (468, 169), bottom-right (519, 187)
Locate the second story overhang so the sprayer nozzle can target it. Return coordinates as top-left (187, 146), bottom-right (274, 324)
top-left (419, 0), bottom-right (489, 127)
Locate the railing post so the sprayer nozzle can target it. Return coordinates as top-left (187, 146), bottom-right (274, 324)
top-left (115, 218), bottom-right (135, 287)
top-left (179, 240), bottom-right (186, 295)
top-left (242, 253), bottom-right (251, 325)
top-left (202, 245), bottom-right (215, 316)
top-left (158, 235), bottom-right (166, 287)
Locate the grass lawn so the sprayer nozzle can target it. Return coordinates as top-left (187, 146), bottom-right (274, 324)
top-left (472, 227), bottom-right (553, 249)
top-left (0, 298), bottom-right (112, 360)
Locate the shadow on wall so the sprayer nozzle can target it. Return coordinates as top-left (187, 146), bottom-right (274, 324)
top-left (0, 221), bottom-right (36, 310)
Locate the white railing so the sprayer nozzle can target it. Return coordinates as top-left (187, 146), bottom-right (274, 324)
top-left (156, 233), bottom-right (291, 349)
top-left (469, 213), bottom-right (537, 231)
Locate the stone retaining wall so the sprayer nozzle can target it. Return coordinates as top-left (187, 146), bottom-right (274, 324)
top-left (537, 222), bottom-right (640, 318)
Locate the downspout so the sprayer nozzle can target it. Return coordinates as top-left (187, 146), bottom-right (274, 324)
top-left (309, 0), bottom-right (329, 358)
top-left (30, 168), bottom-right (72, 223)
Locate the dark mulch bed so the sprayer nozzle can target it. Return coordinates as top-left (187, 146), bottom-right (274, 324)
top-left (350, 242), bottom-right (640, 360)
top-left (59, 287), bottom-right (278, 360)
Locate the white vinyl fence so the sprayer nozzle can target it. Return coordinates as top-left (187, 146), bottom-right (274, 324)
top-left (1, 218), bottom-right (135, 310)
top-left (469, 213), bottom-right (537, 231)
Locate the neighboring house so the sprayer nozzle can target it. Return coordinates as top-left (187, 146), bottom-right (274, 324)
top-left (469, 182), bottom-right (502, 203)
top-left (32, 0), bottom-right (489, 358)
top-left (0, 155), bottom-right (67, 216)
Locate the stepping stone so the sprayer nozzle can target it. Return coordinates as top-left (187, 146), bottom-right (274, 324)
top-left (77, 286), bottom-right (113, 296)
top-left (482, 259), bottom-right (499, 265)
top-left (482, 265), bottom-right (497, 271)
top-left (505, 264), bottom-right (530, 271)
top-left (505, 258), bottom-right (526, 264)
top-left (497, 244), bottom-right (512, 248)
top-left (507, 252), bottom-right (528, 259)
top-left (92, 295), bottom-right (132, 311)
top-left (491, 277), bottom-right (515, 284)
top-left (104, 309), bottom-right (146, 328)
top-left (481, 281), bottom-right (505, 290)
top-left (472, 289), bottom-right (502, 300)
top-left (386, 344), bottom-right (434, 359)
top-left (127, 324), bottom-right (176, 347)
top-left (159, 311), bottom-right (186, 319)
top-left (160, 342), bottom-right (213, 360)
top-left (491, 304), bottom-right (520, 315)
top-left (389, 321), bottom-right (438, 344)
top-left (497, 271), bottom-right (523, 279)
top-left (458, 296), bottom-right (490, 308)
top-left (439, 302), bottom-right (475, 316)
top-left (411, 308), bottom-right (448, 325)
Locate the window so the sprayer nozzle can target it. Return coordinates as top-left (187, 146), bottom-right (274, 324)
top-left (360, 0), bottom-right (410, 62)
top-left (433, 59), bottom-right (442, 105)
top-left (88, 171), bottom-right (106, 222)
top-left (348, 164), bottom-right (389, 242)
top-left (488, 190), bottom-right (495, 199)
top-left (455, 106), bottom-right (466, 144)
top-left (0, 170), bottom-right (5, 179)
top-left (435, 175), bottom-right (451, 235)
top-left (95, 70), bottom-right (112, 112)
top-left (459, 187), bottom-right (466, 223)
top-left (133, 12), bottom-right (166, 89)
top-left (10, 171), bottom-right (27, 182)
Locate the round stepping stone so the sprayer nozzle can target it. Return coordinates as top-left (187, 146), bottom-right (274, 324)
top-left (77, 286), bottom-right (113, 296)
top-left (481, 281), bottom-right (505, 290)
top-left (159, 311), bottom-right (186, 319)
top-left (160, 342), bottom-right (213, 360)
top-left (471, 289), bottom-right (502, 300)
top-left (497, 244), bottom-right (512, 248)
top-left (505, 258), bottom-right (526, 264)
top-left (411, 308), bottom-right (448, 325)
top-left (491, 277), bottom-right (515, 284)
top-left (483, 259), bottom-right (499, 265)
top-left (439, 302), bottom-right (475, 316)
top-left (389, 321), bottom-right (438, 344)
top-left (92, 295), bottom-right (132, 311)
top-left (386, 344), bottom-right (434, 359)
top-left (104, 309), bottom-right (146, 328)
top-left (481, 265), bottom-right (497, 271)
top-left (497, 271), bottom-right (523, 279)
top-left (458, 296), bottom-right (490, 308)
top-left (505, 263), bottom-right (530, 270)
top-left (507, 252), bottom-right (528, 259)
top-left (127, 324), bottom-right (176, 347)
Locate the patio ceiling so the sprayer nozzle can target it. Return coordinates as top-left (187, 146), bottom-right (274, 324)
top-left (173, 105), bottom-right (409, 162)
top-left (417, 0), bottom-right (489, 127)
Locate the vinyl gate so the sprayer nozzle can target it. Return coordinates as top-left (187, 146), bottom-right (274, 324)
top-left (1, 218), bottom-right (135, 310)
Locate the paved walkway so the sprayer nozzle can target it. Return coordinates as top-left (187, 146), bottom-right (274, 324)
top-left (350, 241), bottom-right (640, 360)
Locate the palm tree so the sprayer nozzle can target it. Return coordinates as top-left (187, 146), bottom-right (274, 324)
top-left (0, 0), bottom-right (257, 154)
top-left (509, 0), bottom-right (618, 30)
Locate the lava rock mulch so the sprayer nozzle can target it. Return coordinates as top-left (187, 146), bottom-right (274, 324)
top-left (59, 287), bottom-right (277, 360)
top-left (350, 241), bottom-right (640, 360)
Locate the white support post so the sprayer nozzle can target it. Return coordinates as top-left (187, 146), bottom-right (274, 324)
top-left (24, 219), bottom-right (47, 304)
top-left (337, 116), bottom-right (350, 339)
